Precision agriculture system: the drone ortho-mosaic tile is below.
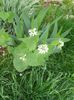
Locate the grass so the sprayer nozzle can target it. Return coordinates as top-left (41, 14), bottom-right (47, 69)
top-left (0, 61), bottom-right (74, 100)
top-left (0, 1), bottom-right (74, 100)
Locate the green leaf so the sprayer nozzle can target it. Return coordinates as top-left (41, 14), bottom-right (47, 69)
top-left (7, 46), bottom-right (14, 54)
top-left (13, 42), bottom-right (47, 72)
top-left (19, 35), bottom-right (39, 51)
top-left (13, 53), bottom-right (28, 72)
top-left (39, 16), bottom-right (63, 43)
top-left (0, 11), bottom-right (9, 20)
top-left (50, 21), bottom-right (58, 38)
top-left (47, 38), bottom-right (56, 43)
top-left (53, 27), bottom-right (63, 38)
top-left (14, 15), bottom-right (24, 38)
top-left (0, 29), bottom-right (12, 46)
top-left (21, 13), bottom-right (31, 30)
top-left (61, 38), bottom-right (70, 42)
top-left (28, 51), bottom-right (46, 66)
top-left (7, 12), bottom-right (15, 23)
top-left (0, 11), bottom-right (14, 22)
top-left (32, 7), bottom-right (49, 29)
top-left (13, 50), bottom-right (46, 72)
top-left (48, 39), bottom-right (59, 46)
top-left (39, 23), bottom-right (51, 44)
top-left (13, 44), bottom-right (29, 72)
top-left (61, 28), bottom-right (71, 37)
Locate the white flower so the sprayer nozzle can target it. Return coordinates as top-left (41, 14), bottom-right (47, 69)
top-left (28, 28), bottom-right (37, 37)
top-left (19, 73), bottom-right (23, 76)
top-left (19, 54), bottom-right (26, 61)
top-left (57, 39), bottom-right (64, 49)
top-left (2, 51), bottom-right (5, 56)
top-left (38, 44), bottom-right (49, 54)
top-left (65, 15), bottom-right (69, 19)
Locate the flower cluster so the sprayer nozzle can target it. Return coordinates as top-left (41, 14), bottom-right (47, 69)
top-left (38, 44), bottom-right (49, 54)
top-left (65, 14), bottom-right (74, 20)
top-left (57, 39), bottom-right (64, 49)
top-left (28, 28), bottom-right (37, 37)
top-left (19, 54), bottom-right (26, 61)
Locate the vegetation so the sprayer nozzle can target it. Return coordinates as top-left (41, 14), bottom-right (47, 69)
top-left (0, 0), bottom-right (74, 100)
